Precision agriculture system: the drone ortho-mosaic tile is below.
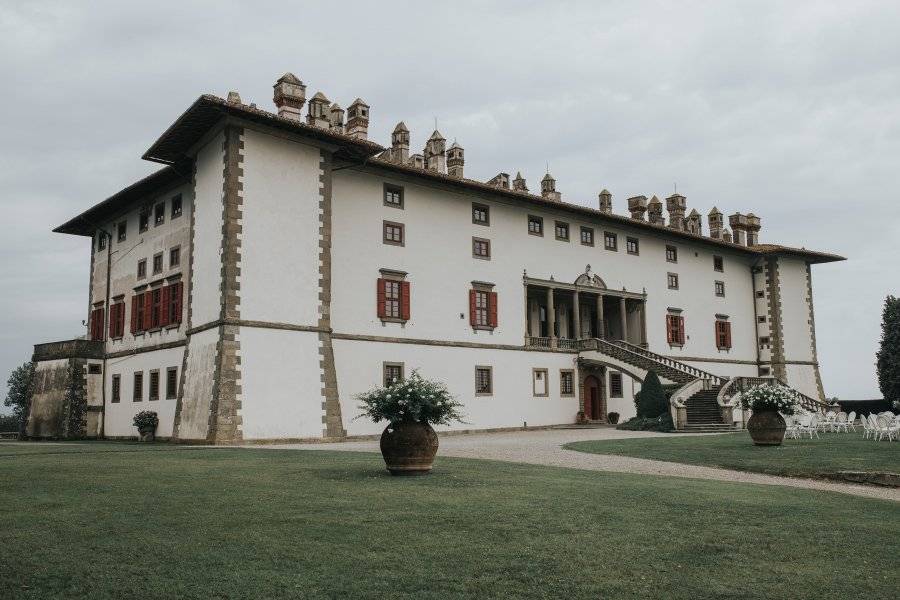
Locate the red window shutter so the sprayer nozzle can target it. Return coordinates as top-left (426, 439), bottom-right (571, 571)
top-left (715, 321), bottom-right (721, 348)
top-left (160, 286), bottom-right (171, 327)
top-left (130, 296), bottom-right (139, 334)
top-left (108, 306), bottom-right (116, 338)
top-left (376, 278), bottom-right (386, 319)
top-left (489, 291), bottom-right (498, 327)
top-left (143, 291), bottom-right (153, 330)
top-left (725, 322), bottom-right (732, 349)
top-left (469, 289), bottom-right (477, 327)
top-left (173, 282), bottom-right (184, 323)
top-left (666, 316), bottom-right (673, 344)
top-left (400, 281), bottom-right (411, 321)
top-left (678, 316), bottom-right (685, 345)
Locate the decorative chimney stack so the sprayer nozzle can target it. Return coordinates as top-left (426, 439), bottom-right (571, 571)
top-left (627, 195), bottom-right (648, 221)
top-left (408, 154), bottom-right (424, 169)
top-left (729, 213), bottom-right (749, 246)
top-left (328, 103), bottom-right (345, 133)
top-left (599, 189), bottom-right (613, 214)
top-left (541, 173), bottom-right (561, 202)
top-left (391, 122), bottom-right (409, 164)
top-left (447, 142), bottom-right (465, 178)
top-left (746, 213), bottom-right (761, 246)
top-left (226, 91), bottom-right (242, 104)
top-left (424, 130), bottom-right (446, 173)
top-left (687, 209), bottom-right (702, 235)
top-left (307, 92), bottom-right (331, 129)
top-left (512, 172), bottom-right (528, 192)
top-left (647, 196), bottom-right (664, 225)
top-left (488, 173), bottom-right (510, 189)
top-left (722, 228), bottom-right (733, 243)
top-left (708, 207), bottom-right (724, 239)
top-left (273, 73), bottom-right (306, 121)
top-left (346, 98), bottom-right (370, 140)
top-left (666, 194), bottom-right (687, 231)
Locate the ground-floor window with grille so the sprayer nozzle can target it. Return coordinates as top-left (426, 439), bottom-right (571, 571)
top-left (475, 366), bottom-right (492, 395)
top-left (560, 370), bottom-right (574, 395)
top-left (610, 372), bottom-right (623, 398)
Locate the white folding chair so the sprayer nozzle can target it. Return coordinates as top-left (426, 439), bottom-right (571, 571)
top-left (846, 411), bottom-right (856, 432)
top-left (833, 412), bottom-right (848, 433)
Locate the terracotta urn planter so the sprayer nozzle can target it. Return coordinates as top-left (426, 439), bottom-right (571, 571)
top-left (747, 409), bottom-right (786, 446)
top-left (138, 427), bottom-right (156, 442)
top-left (380, 421), bottom-right (438, 476)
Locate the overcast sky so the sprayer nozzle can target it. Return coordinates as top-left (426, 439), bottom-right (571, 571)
top-left (1, 1), bottom-right (898, 410)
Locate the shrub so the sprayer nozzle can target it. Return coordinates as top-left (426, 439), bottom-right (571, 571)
top-left (616, 413), bottom-right (674, 432)
top-left (877, 295), bottom-right (900, 406)
top-left (637, 371), bottom-right (667, 418)
top-left (133, 411), bottom-right (159, 431)
top-left (356, 370), bottom-right (465, 426)
top-left (607, 412), bottom-right (620, 425)
top-left (740, 384), bottom-right (798, 415)
top-left (4, 361), bottom-right (34, 435)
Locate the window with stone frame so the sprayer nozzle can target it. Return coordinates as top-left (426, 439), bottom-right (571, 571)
top-left (475, 366), bottom-right (493, 396)
top-left (758, 315), bottom-right (767, 323)
top-left (97, 232), bottom-right (106, 251)
top-left (383, 362), bottom-right (404, 388)
top-left (626, 236), bottom-right (639, 255)
top-left (472, 203), bottom-right (490, 226)
top-left (149, 370), bottom-right (160, 401)
top-left (111, 374), bottom-right (121, 403)
top-left (171, 194), bottom-right (183, 219)
top-left (139, 208), bottom-right (149, 233)
top-left (604, 231), bottom-right (618, 251)
top-left (153, 253), bottom-right (163, 275)
top-left (715, 319), bottom-right (732, 350)
top-left (666, 245), bottom-right (678, 262)
top-left (166, 367), bottom-right (178, 400)
top-left (756, 290), bottom-right (765, 298)
top-left (759, 336), bottom-right (771, 348)
top-left (666, 314), bottom-right (685, 346)
top-left (667, 272), bottom-right (679, 290)
top-left (109, 301), bottom-right (125, 339)
top-left (609, 372), bottom-right (624, 398)
top-left (560, 370), bottom-right (574, 396)
top-left (169, 246), bottom-right (180, 268)
top-left (117, 221), bottom-right (127, 243)
top-left (150, 287), bottom-right (162, 328)
top-left (376, 271), bottom-right (409, 322)
top-left (528, 215), bottom-right (543, 236)
top-left (383, 183), bottom-right (404, 208)
top-left (469, 286), bottom-right (498, 329)
top-left (383, 221), bottom-right (404, 246)
top-left (472, 237), bottom-right (491, 260)
top-left (713, 255), bottom-right (724, 272)
top-left (580, 226), bottom-right (594, 246)
top-left (137, 259), bottom-right (147, 279)
top-left (154, 202), bottom-right (165, 226)
top-left (133, 371), bottom-right (143, 402)
top-left (555, 221), bottom-right (569, 241)
top-left (715, 280), bottom-right (725, 297)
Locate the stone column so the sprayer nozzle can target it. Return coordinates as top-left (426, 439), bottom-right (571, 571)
top-left (547, 287), bottom-right (556, 347)
top-left (619, 297), bottom-right (628, 342)
top-left (640, 298), bottom-right (648, 348)
top-left (596, 294), bottom-right (605, 338)
top-left (573, 290), bottom-right (581, 340)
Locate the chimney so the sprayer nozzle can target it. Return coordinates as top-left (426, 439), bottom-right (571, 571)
top-left (666, 194), bottom-right (687, 231)
top-left (746, 213), bottom-right (761, 246)
top-left (307, 92), bottom-right (331, 129)
top-left (226, 91), bottom-right (242, 104)
top-left (273, 73), bottom-right (306, 121)
top-left (707, 207), bottom-right (724, 239)
top-left (512, 172), bottom-right (528, 192)
top-left (541, 173), bottom-right (561, 202)
top-left (599, 189), bottom-right (613, 214)
top-left (391, 122), bottom-right (409, 164)
top-left (424, 130), bottom-right (446, 173)
top-left (722, 228), bottom-right (733, 243)
top-left (346, 98), bottom-right (370, 140)
top-left (447, 142), bottom-right (465, 178)
top-left (488, 173), bottom-right (510, 189)
top-left (687, 209), bottom-right (702, 235)
top-left (408, 153), bottom-right (424, 169)
top-left (328, 103), bottom-right (345, 133)
top-left (627, 195), bottom-right (648, 221)
top-left (647, 195), bottom-right (664, 225)
top-left (729, 213), bottom-right (749, 246)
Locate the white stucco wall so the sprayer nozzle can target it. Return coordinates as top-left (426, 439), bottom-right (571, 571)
top-left (177, 328), bottom-right (218, 441)
top-left (779, 257), bottom-right (815, 363)
top-left (190, 131), bottom-right (226, 327)
top-left (103, 346), bottom-right (184, 438)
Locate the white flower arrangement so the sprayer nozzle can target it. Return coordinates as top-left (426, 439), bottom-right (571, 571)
top-left (739, 384), bottom-right (799, 416)
top-left (356, 370), bottom-right (465, 426)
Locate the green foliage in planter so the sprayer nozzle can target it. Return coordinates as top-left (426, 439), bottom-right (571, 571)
top-left (607, 412), bottom-right (620, 425)
top-left (356, 370), bottom-right (465, 426)
top-left (635, 371), bottom-right (667, 418)
top-left (616, 413), bottom-right (674, 432)
top-left (133, 411), bottom-right (159, 431)
top-left (877, 295), bottom-right (900, 406)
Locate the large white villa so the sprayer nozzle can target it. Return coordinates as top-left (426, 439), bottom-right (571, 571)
top-left (25, 73), bottom-right (843, 443)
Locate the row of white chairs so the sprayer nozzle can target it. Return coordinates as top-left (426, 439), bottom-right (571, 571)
top-left (859, 413), bottom-right (900, 442)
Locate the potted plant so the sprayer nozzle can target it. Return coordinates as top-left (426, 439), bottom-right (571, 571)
top-left (607, 412), bottom-right (620, 425)
top-left (133, 410), bottom-right (159, 442)
top-left (740, 384), bottom-right (797, 446)
top-left (356, 370), bottom-right (464, 475)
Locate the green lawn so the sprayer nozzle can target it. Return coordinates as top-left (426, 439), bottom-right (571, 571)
top-left (1, 442), bottom-right (897, 600)
top-left (566, 431), bottom-right (900, 480)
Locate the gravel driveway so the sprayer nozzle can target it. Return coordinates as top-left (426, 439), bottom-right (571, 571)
top-left (259, 427), bottom-right (900, 502)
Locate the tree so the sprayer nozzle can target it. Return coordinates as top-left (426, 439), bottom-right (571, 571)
top-left (877, 295), bottom-right (900, 406)
top-left (637, 371), bottom-right (667, 418)
top-left (4, 361), bottom-right (34, 435)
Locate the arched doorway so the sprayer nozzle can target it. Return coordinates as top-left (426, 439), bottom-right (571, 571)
top-left (583, 375), bottom-right (603, 421)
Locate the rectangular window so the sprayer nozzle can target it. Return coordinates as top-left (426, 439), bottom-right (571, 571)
top-left (560, 370), bottom-right (574, 396)
top-left (667, 272), bottom-right (679, 290)
top-left (150, 287), bottom-right (162, 328)
top-left (109, 302), bottom-right (125, 339)
top-left (89, 307), bottom-right (105, 341)
top-left (713, 255), bottom-right (724, 272)
top-left (610, 372), bottom-right (623, 398)
top-left (759, 366), bottom-right (771, 376)
top-left (528, 215), bottom-right (543, 236)
top-left (377, 275), bottom-right (410, 322)
top-left (475, 366), bottom-right (493, 396)
top-left (137, 258), bottom-right (147, 279)
top-left (384, 280), bottom-right (401, 319)
top-left (88, 364), bottom-right (101, 375)
top-left (759, 336), bottom-right (771, 348)
top-left (716, 320), bottom-right (732, 350)
top-left (555, 221), bottom-right (569, 241)
top-left (139, 208), bottom-right (149, 233)
top-left (153, 253), bottom-right (163, 275)
top-left (472, 203), bottom-right (489, 225)
top-left (133, 371), bottom-right (143, 402)
top-left (169, 246), bottom-right (180, 268)
top-left (604, 231), bottom-right (617, 251)
top-left (666, 245), bottom-right (678, 262)
top-left (383, 221), bottom-right (404, 246)
top-left (167, 281), bottom-right (183, 325)
top-left (472, 237), bottom-right (491, 259)
top-left (756, 290), bottom-right (765, 298)
top-left (469, 288), bottom-right (498, 329)
top-left (383, 362), bottom-right (404, 388)
top-left (758, 315), bottom-right (767, 323)
top-left (97, 232), bottom-right (106, 251)
top-left (383, 183), bottom-right (404, 208)
top-left (154, 202), bottom-right (165, 226)
top-left (117, 221), bottom-right (127, 243)
top-left (626, 237), bottom-right (639, 255)
top-left (166, 367), bottom-right (178, 400)
top-left (715, 280), bottom-right (725, 297)
top-left (580, 227), bottom-right (594, 246)
top-left (149, 370), bottom-right (160, 401)
top-left (532, 368), bottom-right (549, 397)
top-left (111, 374), bottom-right (121, 403)
top-left (666, 314), bottom-right (685, 346)
top-left (171, 194), bottom-right (183, 219)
